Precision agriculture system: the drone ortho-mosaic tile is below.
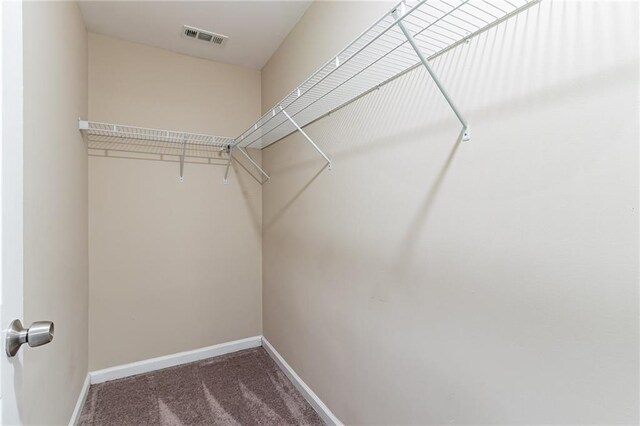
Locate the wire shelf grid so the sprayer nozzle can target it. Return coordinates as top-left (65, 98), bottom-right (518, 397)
top-left (234, 0), bottom-right (538, 150)
top-left (79, 0), bottom-right (538, 183)
top-left (81, 121), bottom-right (234, 161)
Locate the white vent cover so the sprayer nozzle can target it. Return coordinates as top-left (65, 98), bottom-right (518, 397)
top-left (182, 25), bottom-right (228, 46)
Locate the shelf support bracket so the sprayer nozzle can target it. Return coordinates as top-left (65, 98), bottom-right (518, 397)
top-left (392, 6), bottom-right (470, 141)
top-left (281, 108), bottom-right (332, 170)
top-left (223, 145), bottom-right (232, 185)
top-left (179, 136), bottom-right (186, 182)
top-left (237, 146), bottom-right (270, 182)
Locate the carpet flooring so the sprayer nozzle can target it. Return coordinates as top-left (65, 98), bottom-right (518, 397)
top-left (78, 347), bottom-right (324, 426)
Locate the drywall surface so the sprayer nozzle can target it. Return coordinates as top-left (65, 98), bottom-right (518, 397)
top-left (88, 34), bottom-right (262, 370)
top-left (22, 2), bottom-right (89, 424)
top-left (261, 1), bottom-right (391, 112)
top-left (261, 1), bottom-right (639, 424)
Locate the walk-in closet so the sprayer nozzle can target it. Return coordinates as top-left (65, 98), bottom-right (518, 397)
top-left (0, 0), bottom-right (638, 424)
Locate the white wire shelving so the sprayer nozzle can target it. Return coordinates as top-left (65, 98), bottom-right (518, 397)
top-left (79, 120), bottom-right (235, 182)
top-left (233, 0), bottom-right (540, 178)
top-left (79, 0), bottom-right (539, 184)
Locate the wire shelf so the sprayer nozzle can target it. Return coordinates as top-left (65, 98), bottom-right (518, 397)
top-left (235, 0), bottom-right (539, 150)
top-left (79, 0), bottom-right (538, 183)
top-left (80, 120), bottom-right (234, 161)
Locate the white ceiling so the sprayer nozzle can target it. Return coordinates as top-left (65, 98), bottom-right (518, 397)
top-left (79, 1), bottom-right (311, 70)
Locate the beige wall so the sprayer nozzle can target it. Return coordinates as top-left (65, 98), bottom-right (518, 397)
top-left (261, 1), bottom-right (391, 112)
top-left (88, 34), bottom-right (263, 370)
top-left (23, 2), bottom-right (88, 424)
top-left (261, 1), bottom-right (639, 424)
top-left (89, 33), bottom-right (261, 136)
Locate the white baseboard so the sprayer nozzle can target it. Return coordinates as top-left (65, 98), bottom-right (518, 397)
top-left (83, 335), bottom-right (340, 426)
top-left (262, 337), bottom-right (342, 426)
top-left (89, 335), bottom-right (262, 384)
top-left (68, 373), bottom-right (91, 426)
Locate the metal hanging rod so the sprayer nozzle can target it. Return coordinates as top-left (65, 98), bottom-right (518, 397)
top-left (234, 0), bottom-right (539, 159)
top-left (79, 120), bottom-right (234, 182)
top-left (79, 0), bottom-right (539, 185)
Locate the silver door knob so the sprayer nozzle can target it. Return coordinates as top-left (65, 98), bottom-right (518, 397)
top-left (5, 319), bottom-right (54, 357)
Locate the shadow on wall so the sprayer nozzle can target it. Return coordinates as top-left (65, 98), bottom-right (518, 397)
top-left (261, 2), bottom-right (532, 232)
top-left (263, 0), bottom-right (636, 242)
top-left (232, 149), bottom-right (264, 234)
top-left (264, 162), bottom-right (330, 230)
top-left (262, 0), bottom-right (639, 422)
top-left (395, 129), bottom-right (463, 274)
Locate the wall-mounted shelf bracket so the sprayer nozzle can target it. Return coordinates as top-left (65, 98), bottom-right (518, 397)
top-left (392, 3), bottom-right (470, 141)
top-left (281, 107), bottom-right (332, 169)
top-left (223, 145), bottom-right (232, 185)
top-left (81, 0), bottom-right (539, 186)
top-left (179, 137), bottom-right (187, 182)
top-left (78, 119), bottom-right (237, 183)
top-left (232, 0), bottom-right (537, 154)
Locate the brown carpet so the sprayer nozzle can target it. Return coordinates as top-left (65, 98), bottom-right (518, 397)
top-left (79, 347), bottom-right (324, 426)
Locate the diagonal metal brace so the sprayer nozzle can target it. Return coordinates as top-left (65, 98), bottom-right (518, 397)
top-left (179, 136), bottom-right (186, 182)
top-left (281, 108), bottom-right (332, 169)
top-left (392, 5), bottom-right (470, 141)
top-left (223, 144), bottom-right (232, 184)
top-left (237, 146), bottom-right (270, 182)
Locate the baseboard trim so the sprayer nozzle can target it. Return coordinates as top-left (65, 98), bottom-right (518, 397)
top-left (68, 373), bottom-right (91, 426)
top-left (89, 335), bottom-right (262, 385)
top-left (84, 335), bottom-right (340, 425)
top-left (262, 337), bottom-right (342, 426)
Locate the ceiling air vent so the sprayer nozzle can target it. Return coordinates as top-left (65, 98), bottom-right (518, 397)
top-left (182, 25), bottom-right (228, 47)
